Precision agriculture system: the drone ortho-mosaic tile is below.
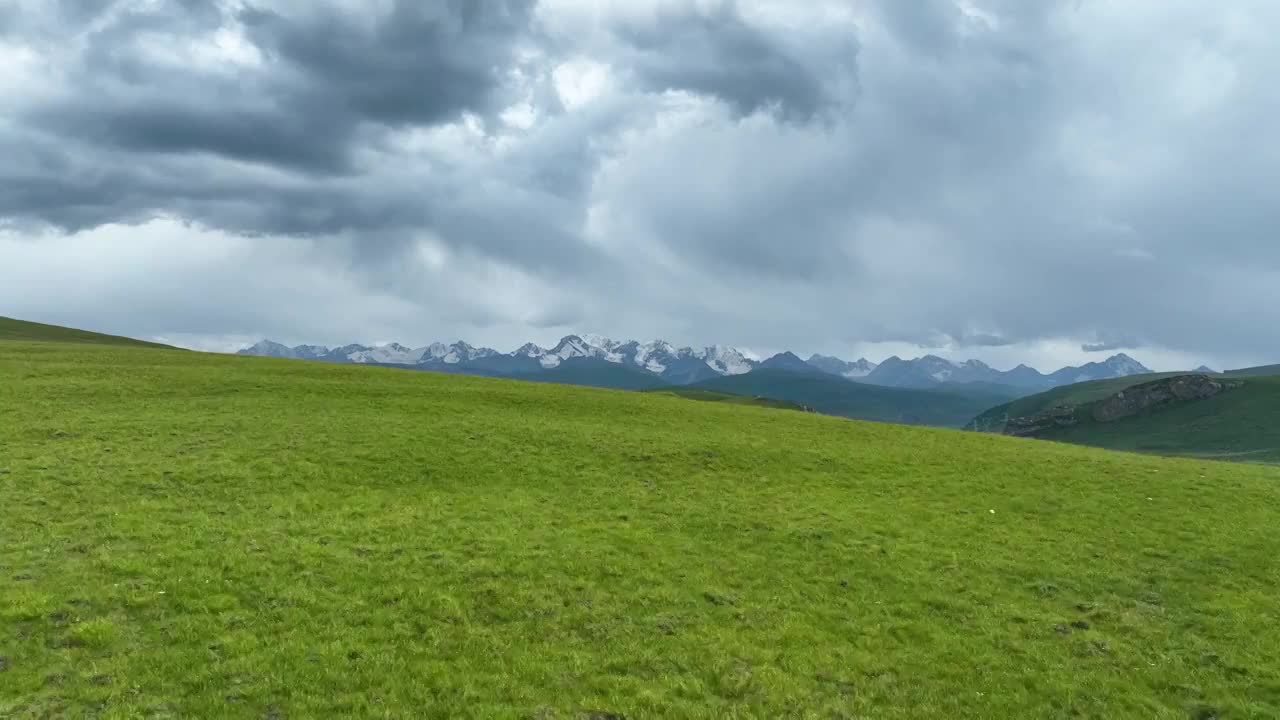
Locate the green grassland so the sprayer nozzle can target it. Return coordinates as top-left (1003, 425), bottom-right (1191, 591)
top-left (0, 316), bottom-right (173, 349)
top-left (1025, 376), bottom-right (1280, 463)
top-left (971, 370), bottom-right (1280, 463)
top-left (3, 339), bottom-right (1280, 718)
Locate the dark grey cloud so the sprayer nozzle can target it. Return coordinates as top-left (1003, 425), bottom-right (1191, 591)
top-left (1, 0), bottom-right (603, 276)
top-left (2, 0), bottom-right (1279, 370)
top-left (611, 1), bottom-right (855, 121)
top-left (1083, 342), bottom-right (1128, 353)
top-left (238, 0), bottom-right (534, 128)
top-left (19, 0), bottom-right (533, 175)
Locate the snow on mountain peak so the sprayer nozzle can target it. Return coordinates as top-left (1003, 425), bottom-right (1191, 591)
top-left (1104, 353), bottom-right (1150, 376)
top-left (345, 343), bottom-right (425, 365)
top-left (293, 345), bottom-right (330, 359)
top-left (702, 345), bottom-right (755, 375)
top-left (516, 343), bottom-right (546, 358)
top-left (537, 335), bottom-right (595, 368)
top-left (581, 334), bottom-right (621, 351)
top-left (242, 340), bottom-right (293, 357)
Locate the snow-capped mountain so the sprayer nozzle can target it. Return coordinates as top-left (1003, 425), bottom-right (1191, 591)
top-left (542, 335), bottom-right (624, 368)
top-left (704, 345), bottom-right (757, 376)
top-left (807, 354), bottom-right (878, 379)
top-left (345, 343), bottom-right (425, 365)
top-left (237, 334), bottom-right (761, 384)
top-left (242, 340), bottom-right (299, 358)
top-left (515, 343), bottom-right (546, 358)
top-left (1044, 353), bottom-right (1152, 386)
top-left (238, 341), bottom-right (497, 366)
top-left (853, 353), bottom-right (1152, 391)
top-left (237, 337), bottom-right (1152, 394)
top-left (492, 335), bottom-right (759, 379)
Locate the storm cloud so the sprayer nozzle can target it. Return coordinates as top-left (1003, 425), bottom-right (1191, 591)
top-left (2, 0), bottom-right (1279, 371)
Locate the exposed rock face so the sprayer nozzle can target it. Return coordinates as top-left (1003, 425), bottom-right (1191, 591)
top-left (999, 374), bottom-right (1243, 438)
top-left (1091, 374), bottom-right (1242, 423)
top-left (1004, 405), bottom-right (1079, 437)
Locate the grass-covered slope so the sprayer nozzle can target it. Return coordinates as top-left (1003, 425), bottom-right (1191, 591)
top-left (969, 373), bottom-right (1186, 431)
top-left (1227, 363), bottom-right (1280, 378)
top-left (0, 316), bottom-right (173, 348)
top-left (688, 368), bottom-right (1016, 428)
top-left (3, 341), bottom-right (1280, 718)
top-left (971, 371), bottom-right (1280, 463)
top-left (1023, 376), bottom-right (1280, 463)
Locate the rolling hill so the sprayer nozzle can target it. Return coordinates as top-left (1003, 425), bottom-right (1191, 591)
top-left (970, 367), bottom-right (1280, 463)
top-left (0, 316), bottom-right (173, 349)
top-left (5, 325), bottom-right (1280, 717)
top-left (1227, 363), bottom-right (1280, 378)
top-left (684, 368), bottom-right (1020, 428)
top-left (969, 373), bottom-right (1189, 431)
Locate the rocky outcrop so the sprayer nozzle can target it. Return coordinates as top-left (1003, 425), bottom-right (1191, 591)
top-left (999, 374), bottom-right (1243, 437)
top-left (1090, 374), bottom-right (1242, 423)
top-left (1004, 405), bottom-right (1079, 437)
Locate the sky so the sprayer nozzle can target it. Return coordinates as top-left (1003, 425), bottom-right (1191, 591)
top-left (2, 0), bottom-right (1278, 373)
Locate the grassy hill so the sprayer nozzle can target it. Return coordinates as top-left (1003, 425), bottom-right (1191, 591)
top-left (1227, 363), bottom-right (1280, 378)
top-left (0, 316), bottom-right (173, 349)
top-left (969, 374), bottom-right (1186, 432)
top-left (4, 338), bottom-right (1280, 718)
top-left (1020, 375), bottom-right (1280, 463)
top-left (970, 370), bottom-right (1280, 463)
top-left (687, 368), bottom-right (1018, 428)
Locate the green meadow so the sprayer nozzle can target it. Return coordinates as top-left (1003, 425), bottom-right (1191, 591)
top-left (3, 334), bottom-right (1279, 718)
top-left (972, 371), bottom-right (1280, 464)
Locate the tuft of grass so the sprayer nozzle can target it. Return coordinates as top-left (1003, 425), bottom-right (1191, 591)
top-left (67, 618), bottom-right (120, 650)
top-left (2, 339), bottom-right (1280, 718)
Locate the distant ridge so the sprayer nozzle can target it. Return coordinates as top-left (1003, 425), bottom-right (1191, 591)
top-left (0, 316), bottom-right (174, 349)
top-left (859, 353), bottom-right (1151, 392)
top-left (968, 371), bottom-right (1280, 464)
top-left (239, 334), bottom-right (1154, 394)
top-left (239, 334), bottom-right (759, 386)
top-left (758, 352), bottom-right (820, 373)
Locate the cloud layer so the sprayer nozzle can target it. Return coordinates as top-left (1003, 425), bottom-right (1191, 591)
top-left (2, 0), bottom-right (1278, 370)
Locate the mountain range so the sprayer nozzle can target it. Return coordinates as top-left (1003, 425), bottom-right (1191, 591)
top-left (240, 335), bottom-right (1152, 393)
top-left (857, 353), bottom-right (1152, 392)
